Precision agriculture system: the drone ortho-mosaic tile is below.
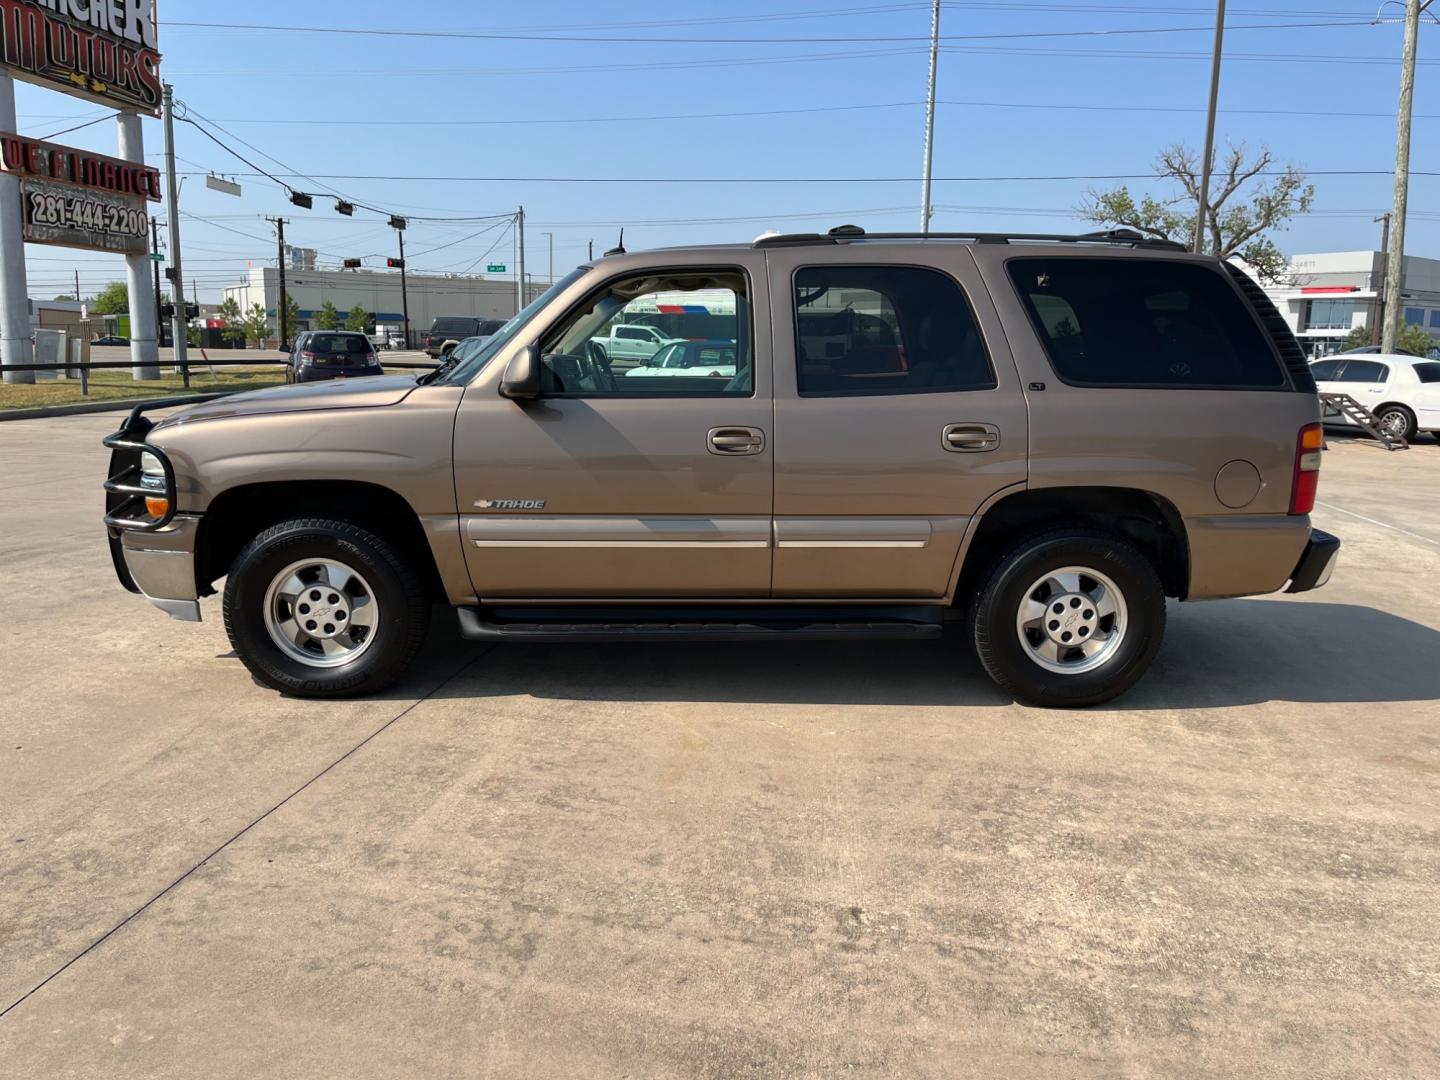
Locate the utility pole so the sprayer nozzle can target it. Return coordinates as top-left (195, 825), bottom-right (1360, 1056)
top-left (1382, 0), bottom-right (1430, 354)
top-left (162, 83), bottom-right (188, 370)
top-left (151, 217), bottom-right (164, 348)
top-left (1372, 212), bottom-right (1392, 347)
top-left (588, 239), bottom-right (594, 261)
top-left (544, 231), bottom-right (554, 283)
top-left (398, 230), bottom-right (410, 347)
top-left (516, 206), bottom-right (526, 311)
top-left (267, 217), bottom-right (289, 350)
top-left (74, 270), bottom-right (81, 305)
top-left (919, 0), bottom-right (941, 233)
top-left (1193, 0), bottom-right (1227, 253)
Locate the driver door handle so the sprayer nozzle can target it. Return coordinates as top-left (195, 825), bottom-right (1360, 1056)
top-left (708, 426), bottom-right (765, 456)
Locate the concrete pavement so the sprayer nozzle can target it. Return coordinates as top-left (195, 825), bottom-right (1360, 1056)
top-left (1, 416), bottom-right (1437, 1078)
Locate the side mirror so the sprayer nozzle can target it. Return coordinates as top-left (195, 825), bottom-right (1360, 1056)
top-left (500, 344), bottom-right (542, 400)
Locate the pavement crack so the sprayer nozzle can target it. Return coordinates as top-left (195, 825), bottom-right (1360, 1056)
top-left (0, 647), bottom-right (490, 1023)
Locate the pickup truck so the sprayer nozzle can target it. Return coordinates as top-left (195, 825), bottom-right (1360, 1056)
top-left (589, 323), bottom-right (684, 365)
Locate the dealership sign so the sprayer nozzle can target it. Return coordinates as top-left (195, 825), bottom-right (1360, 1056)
top-left (0, 0), bottom-right (162, 116)
top-left (2, 131), bottom-right (153, 252)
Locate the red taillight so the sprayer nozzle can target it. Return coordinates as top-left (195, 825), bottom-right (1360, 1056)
top-left (300, 350), bottom-right (315, 361)
top-left (1289, 422), bottom-right (1323, 515)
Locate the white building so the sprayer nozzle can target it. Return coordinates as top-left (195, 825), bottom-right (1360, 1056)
top-left (223, 267), bottom-right (546, 345)
top-left (1262, 250), bottom-right (1440, 357)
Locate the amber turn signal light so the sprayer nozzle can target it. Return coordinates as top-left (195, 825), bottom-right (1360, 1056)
top-left (145, 496), bottom-right (169, 519)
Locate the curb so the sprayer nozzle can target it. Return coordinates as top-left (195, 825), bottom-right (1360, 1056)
top-left (0, 392), bottom-right (228, 422)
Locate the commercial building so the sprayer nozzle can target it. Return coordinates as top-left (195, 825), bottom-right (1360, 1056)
top-left (1262, 250), bottom-right (1440, 357)
top-left (222, 267), bottom-right (546, 345)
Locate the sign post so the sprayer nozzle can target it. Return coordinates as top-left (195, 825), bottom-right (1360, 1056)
top-left (116, 110), bottom-right (158, 378)
top-left (0, 0), bottom-right (162, 383)
top-left (0, 72), bottom-right (32, 384)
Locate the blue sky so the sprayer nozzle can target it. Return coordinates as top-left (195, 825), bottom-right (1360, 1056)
top-left (13, 0), bottom-right (1437, 304)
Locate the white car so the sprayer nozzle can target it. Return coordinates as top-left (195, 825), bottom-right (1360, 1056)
top-left (624, 339), bottom-right (738, 379)
top-left (1310, 353), bottom-right (1440, 442)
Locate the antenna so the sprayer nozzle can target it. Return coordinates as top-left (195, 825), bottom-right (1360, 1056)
top-left (603, 228), bottom-right (626, 257)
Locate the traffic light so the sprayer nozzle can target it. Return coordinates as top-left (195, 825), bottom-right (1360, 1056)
top-left (335, 200), bottom-right (354, 216)
top-left (289, 191), bottom-right (313, 209)
top-left (164, 267), bottom-right (178, 282)
top-left (388, 215), bottom-right (406, 231)
top-left (160, 303), bottom-right (175, 318)
top-left (386, 257), bottom-right (405, 269)
top-left (185, 303), bottom-right (199, 319)
top-left (342, 258), bottom-right (362, 269)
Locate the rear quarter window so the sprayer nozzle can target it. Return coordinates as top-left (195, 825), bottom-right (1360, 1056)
top-left (1008, 257), bottom-right (1286, 389)
top-left (1413, 362), bottom-right (1440, 384)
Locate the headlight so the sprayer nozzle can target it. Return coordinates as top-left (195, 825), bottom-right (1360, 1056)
top-left (139, 451), bottom-right (165, 479)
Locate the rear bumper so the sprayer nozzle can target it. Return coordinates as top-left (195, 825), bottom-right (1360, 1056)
top-left (108, 513), bottom-right (203, 621)
top-left (1285, 529), bottom-right (1341, 594)
top-left (295, 366), bottom-right (385, 383)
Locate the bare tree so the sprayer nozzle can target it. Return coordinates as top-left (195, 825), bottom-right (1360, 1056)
top-left (1080, 142), bottom-right (1314, 283)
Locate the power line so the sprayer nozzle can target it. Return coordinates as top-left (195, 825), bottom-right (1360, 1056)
top-left (166, 17), bottom-right (1373, 43)
top-left (174, 170), bottom-right (1440, 184)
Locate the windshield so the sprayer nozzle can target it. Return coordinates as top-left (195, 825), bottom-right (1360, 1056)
top-left (437, 268), bottom-right (587, 385)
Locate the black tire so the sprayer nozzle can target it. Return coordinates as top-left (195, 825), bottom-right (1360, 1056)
top-left (968, 527), bottom-right (1166, 708)
top-left (222, 517), bottom-right (430, 698)
top-left (1375, 404), bottom-right (1417, 443)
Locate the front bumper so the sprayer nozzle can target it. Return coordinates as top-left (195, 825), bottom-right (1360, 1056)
top-left (1285, 529), bottom-right (1341, 593)
top-left (108, 514), bottom-right (203, 620)
top-left (104, 402), bottom-right (203, 621)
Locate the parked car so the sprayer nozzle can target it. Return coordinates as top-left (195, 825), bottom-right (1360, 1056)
top-left (1309, 353), bottom-right (1440, 441)
top-left (1340, 344), bottom-right (1420, 357)
top-left (589, 323), bottom-right (684, 366)
top-left (425, 317), bottom-right (504, 358)
top-left (103, 226), bottom-right (1338, 707)
top-left (92, 334), bottom-right (129, 346)
top-left (625, 339), bottom-right (738, 379)
top-left (285, 330), bottom-right (384, 383)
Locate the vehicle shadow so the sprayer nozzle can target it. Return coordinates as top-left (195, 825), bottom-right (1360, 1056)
top-left (404, 599), bottom-right (1440, 711)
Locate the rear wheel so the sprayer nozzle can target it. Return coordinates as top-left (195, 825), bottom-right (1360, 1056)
top-left (223, 517), bottom-right (430, 697)
top-left (1375, 404), bottom-right (1416, 443)
top-left (968, 528), bottom-right (1166, 708)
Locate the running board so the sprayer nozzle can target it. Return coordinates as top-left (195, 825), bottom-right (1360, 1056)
top-left (456, 604), bottom-right (945, 642)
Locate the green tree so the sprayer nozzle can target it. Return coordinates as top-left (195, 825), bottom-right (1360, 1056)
top-left (344, 303), bottom-right (369, 332)
top-left (1398, 323), bottom-right (1433, 357)
top-left (90, 280), bottom-right (130, 315)
top-left (52, 293), bottom-right (76, 302)
top-left (1340, 325), bottom-right (1372, 352)
top-left (1080, 142), bottom-right (1314, 283)
top-left (242, 302), bottom-right (271, 348)
top-left (282, 294), bottom-right (301, 338)
top-left (315, 300), bottom-right (341, 330)
top-left (216, 297), bottom-right (244, 346)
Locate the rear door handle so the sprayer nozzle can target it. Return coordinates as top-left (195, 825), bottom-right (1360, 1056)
top-left (943, 422), bottom-right (1001, 452)
top-left (708, 426), bottom-right (765, 456)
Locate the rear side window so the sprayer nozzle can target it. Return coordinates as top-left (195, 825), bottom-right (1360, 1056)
top-left (1413, 362), bottom-right (1440, 383)
top-left (1009, 258), bottom-right (1285, 389)
top-left (1338, 360), bottom-right (1387, 383)
top-left (431, 318), bottom-right (477, 336)
top-left (793, 265), bottom-right (995, 396)
top-left (1309, 359), bottom-right (1342, 381)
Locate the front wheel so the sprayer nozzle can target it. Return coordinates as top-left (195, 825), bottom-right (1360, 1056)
top-left (968, 528), bottom-right (1166, 708)
top-left (223, 517), bottom-right (430, 697)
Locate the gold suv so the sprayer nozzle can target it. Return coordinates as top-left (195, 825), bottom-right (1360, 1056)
top-left (104, 228), bottom-right (1339, 707)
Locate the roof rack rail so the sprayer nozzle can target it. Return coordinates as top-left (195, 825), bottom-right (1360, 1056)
top-left (753, 226), bottom-right (1187, 251)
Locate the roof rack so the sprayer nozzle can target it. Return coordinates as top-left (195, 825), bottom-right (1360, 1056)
top-left (753, 225), bottom-right (1187, 252)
